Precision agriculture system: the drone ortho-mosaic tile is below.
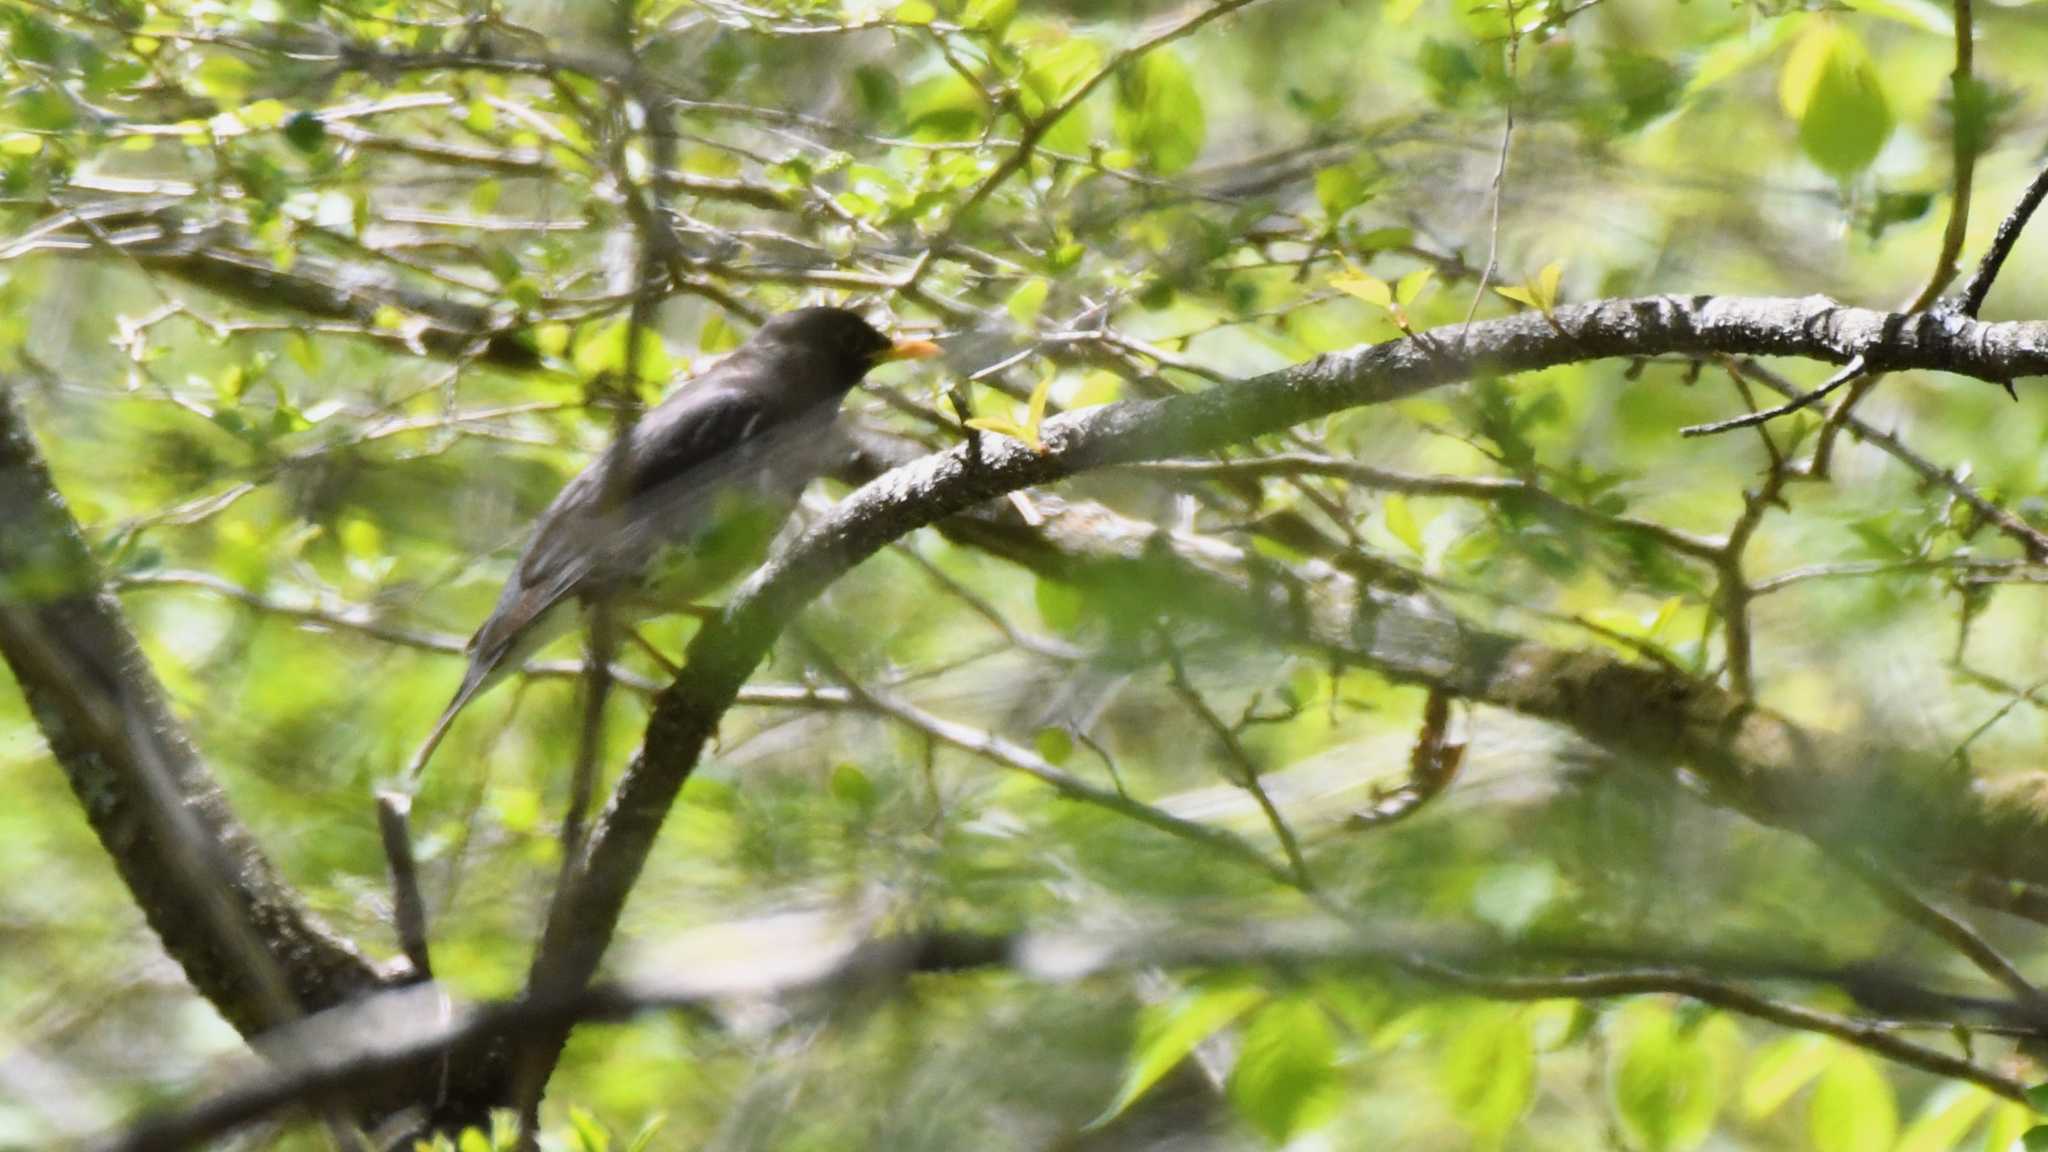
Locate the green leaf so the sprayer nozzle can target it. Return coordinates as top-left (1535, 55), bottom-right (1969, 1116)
top-left (1332, 271), bottom-right (1394, 309)
top-left (1091, 984), bottom-right (1266, 1128)
top-left (191, 53), bottom-right (255, 102)
top-left (10, 86), bottom-right (73, 131)
top-left (1896, 1084), bottom-right (1994, 1152)
top-left (1025, 370), bottom-right (1054, 439)
top-left (1033, 727), bottom-right (1073, 765)
top-left (1494, 285), bottom-right (1541, 310)
top-left (2028, 1082), bottom-right (2048, 1115)
top-left (534, 322), bottom-right (571, 359)
top-left (1684, 19), bottom-right (1802, 105)
top-left (1113, 50), bottom-right (1206, 174)
top-left (1395, 267), bottom-right (1435, 308)
top-left (1536, 261), bottom-right (1564, 309)
top-left (964, 417), bottom-right (1034, 448)
top-left (282, 110), bottom-right (325, 153)
top-left (1605, 49), bottom-right (1683, 132)
top-left (566, 1107), bottom-right (610, 1152)
top-left (1020, 35), bottom-right (1106, 118)
top-left (830, 763), bottom-right (877, 810)
top-left (1350, 225), bottom-right (1414, 254)
top-left (1228, 997), bottom-right (1340, 1144)
top-left (1007, 278), bottom-right (1050, 325)
top-left (1316, 163), bottom-right (1374, 217)
top-left (1810, 1051), bottom-right (1897, 1152)
top-left (493, 787), bottom-right (542, 835)
top-left (960, 0), bottom-right (1016, 31)
top-left (699, 312), bottom-right (742, 354)
top-left (1986, 1105), bottom-right (2035, 1152)
top-left (1839, 0), bottom-right (1955, 35)
top-left (902, 73), bottom-right (986, 141)
top-left (1778, 22), bottom-right (1892, 177)
top-left (572, 318), bottom-right (672, 384)
top-left (1441, 1006), bottom-right (1535, 1145)
top-left (1384, 494), bottom-right (1425, 554)
top-left (850, 65), bottom-right (899, 120)
top-left (1419, 39), bottom-right (1480, 106)
top-left (1034, 576), bottom-right (1085, 635)
top-left (238, 98), bottom-right (288, 129)
top-left (2025, 1126), bottom-right (2048, 1152)
top-left (623, 1115), bottom-right (667, 1152)
top-left (894, 0), bottom-right (938, 24)
top-left (1609, 1001), bottom-right (1732, 1152)
top-left (1741, 1033), bottom-right (1831, 1120)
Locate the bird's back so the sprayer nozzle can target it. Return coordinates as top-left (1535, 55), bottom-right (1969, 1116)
top-left (465, 362), bottom-right (842, 677)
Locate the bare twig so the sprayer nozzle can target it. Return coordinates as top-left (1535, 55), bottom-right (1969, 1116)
top-left (1158, 632), bottom-right (1315, 890)
top-left (1840, 852), bottom-right (2041, 1006)
top-left (1680, 355), bottom-right (1865, 438)
top-left (1957, 156), bottom-right (2048, 317)
top-left (102, 923), bottom-right (2038, 1152)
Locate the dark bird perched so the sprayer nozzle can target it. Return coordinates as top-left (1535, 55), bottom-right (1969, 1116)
top-left (407, 307), bottom-right (940, 781)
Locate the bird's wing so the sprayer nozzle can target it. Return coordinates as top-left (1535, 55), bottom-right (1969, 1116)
top-left (464, 383), bottom-right (785, 671)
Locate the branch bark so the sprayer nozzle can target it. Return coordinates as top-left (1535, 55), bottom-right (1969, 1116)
top-left (0, 387), bottom-right (384, 1028)
top-left (515, 293), bottom-right (2048, 1091)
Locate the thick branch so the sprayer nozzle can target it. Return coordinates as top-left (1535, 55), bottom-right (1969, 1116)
top-left (518, 293), bottom-right (2048, 1089)
top-left (0, 387), bottom-right (383, 1032)
top-left (111, 921), bottom-right (2034, 1152)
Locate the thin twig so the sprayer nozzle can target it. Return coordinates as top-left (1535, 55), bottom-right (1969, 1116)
top-left (1958, 156), bottom-right (2048, 317)
top-left (789, 628), bottom-right (1296, 886)
top-left (1680, 355), bottom-right (1865, 438)
top-left (1459, 0), bottom-right (1520, 341)
top-left (1158, 632), bottom-right (1315, 890)
top-left (1840, 851), bottom-right (2041, 1007)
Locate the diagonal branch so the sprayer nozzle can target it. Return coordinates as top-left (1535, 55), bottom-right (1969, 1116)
top-left (510, 293), bottom-right (2048, 1092)
top-left (0, 386), bottom-right (391, 1045)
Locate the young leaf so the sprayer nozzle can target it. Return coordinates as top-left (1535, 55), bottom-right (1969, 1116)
top-left (623, 1115), bottom-right (668, 1152)
top-left (1090, 985), bottom-right (1267, 1129)
top-left (566, 1107), bottom-right (611, 1152)
top-left (1384, 494), bottom-right (1425, 554)
top-left (1494, 284), bottom-right (1541, 309)
top-left (1229, 998), bottom-right (1341, 1144)
top-left (1007, 278), bottom-right (1050, 325)
top-left (1809, 1051), bottom-right (1897, 1152)
top-left (964, 416), bottom-right (1029, 443)
top-left (1740, 1033), bottom-right (1831, 1120)
top-left (1396, 266), bottom-right (1435, 308)
top-left (1778, 22), bottom-right (1892, 177)
top-left (1332, 271), bottom-right (1394, 309)
top-left (1442, 1006), bottom-right (1537, 1143)
top-left (1610, 1001), bottom-right (1734, 1152)
top-left (1894, 1083), bottom-right (1992, 1152)
top-left (1026, 370), bottom-right (1055, 441)
top-left (1113, 50), bottom-right (1206, 173)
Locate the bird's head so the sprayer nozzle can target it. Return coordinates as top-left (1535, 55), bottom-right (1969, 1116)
top-left (750, 307), bottom-right (941, 398)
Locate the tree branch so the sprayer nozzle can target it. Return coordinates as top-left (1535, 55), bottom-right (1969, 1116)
top-left (514, 293), bottom-right (2048, 1091)
top-left (0, 385), bottom-right (396, 1044)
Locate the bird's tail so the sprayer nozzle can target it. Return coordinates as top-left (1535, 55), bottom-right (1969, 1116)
top-left (403, 659), bottom-right (498, 786)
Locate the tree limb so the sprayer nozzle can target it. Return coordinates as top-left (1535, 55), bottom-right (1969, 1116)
top-left (516, 293), bottom-right (2048, 1091)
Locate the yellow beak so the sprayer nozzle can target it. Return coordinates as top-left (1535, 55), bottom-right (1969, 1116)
top-left (879, 337), bottom-right (943, 362)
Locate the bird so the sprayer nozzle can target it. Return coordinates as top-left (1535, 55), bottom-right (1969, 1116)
top-left (406, 307), bottom-right (940, 781)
